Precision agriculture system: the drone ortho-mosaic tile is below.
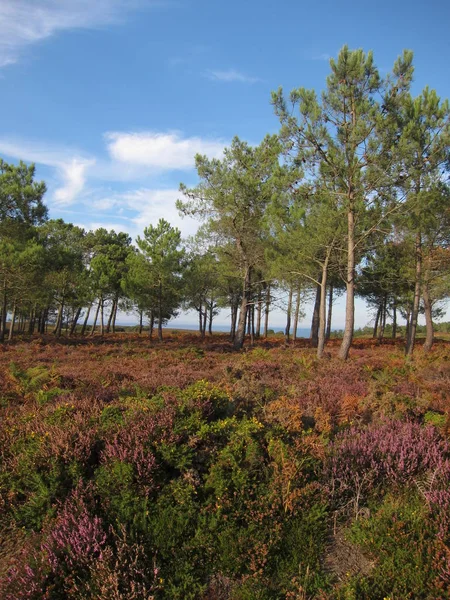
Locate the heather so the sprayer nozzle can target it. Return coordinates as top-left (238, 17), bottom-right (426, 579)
top-left (1, 334), bottom-right (450, 599)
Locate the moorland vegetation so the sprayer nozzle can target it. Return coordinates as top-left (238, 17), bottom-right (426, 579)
top-left (0, 46), bottom-right (449, 599)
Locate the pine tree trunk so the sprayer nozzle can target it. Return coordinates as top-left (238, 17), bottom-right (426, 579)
top-left (339, 206), bottom-right (355, 360)
top-left (69, 307), bottom-right (82, 336)
top-left (422, 280), bottom-right (434, 351)
top-left (250, 304), bottom-right (255, 345)
top-left (53, 301), bottom-right (64, 337)
top-left (405, 308), bottom-right (411, 344)
top-left (0, 279), bottom-right (7, 343)
top-left (317, 253), bottom-right (330, 359)
top-left (199, 303), bottom-right (205, 338)
top-left (392, 298), bottom-right (397, 339)
top-left (378, 296), bottom-right (386, 341)
top-left (293, 284), bottom-right (301, 341)
top-left (158, 282), bottom-right (163, 342)
top-left (81, 305), bottom-right (91, 336)
top-left (112, 299), bottom-right (118, 333)
top-left (8, 302), bottom-right (16, 341)
top-left (230, 301), bottom-right (235, 340)
top-left (285, 286), bottom-right (293, 342)
top-left (150, 312), bottom-right (155, 340)
top-left (202, 305), bottom-right (207, 337)
top-left (406, 232), bottom-right (422, 356)
top-left (264, 284), bottom-right (270, 339)
top-left (373, 304), bottom-right (381, 338)
top-left (106, 299), bottom-right (115, 333)
top-left (234, 267), bottom-right (250, 350)
top-left (326, 285), bottom-right (333, 340)
top-left (139, 310), bottom-right (143, 334)
top-left (100, 297), bottom-right (105, 336)
top-left (208, 299), bottom-right (214, 336)
top-left (28, 307), bottom-right (36, 335)
top-left (255, 288), bottom-right (262, 338)
top-left (90, 300), bottom-right (101, 336)
top-left (310, 282), bottom-right (320, 348)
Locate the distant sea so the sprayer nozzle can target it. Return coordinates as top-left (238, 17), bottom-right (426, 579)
top-left (162, 323), bottom-right (311, 338)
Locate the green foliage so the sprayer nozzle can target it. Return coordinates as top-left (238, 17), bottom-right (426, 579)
top-left (342, 493), bottom-right (445, 599)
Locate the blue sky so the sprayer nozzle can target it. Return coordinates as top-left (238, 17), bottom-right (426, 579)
top-left (0, 0), bottom-right (449, 328)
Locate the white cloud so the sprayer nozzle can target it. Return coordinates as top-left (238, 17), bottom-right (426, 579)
top-left (53, 158), bottom-right (95, 205)
top-left (105, 131), bottom-right (225, 170)
top-left (206, 68), bottom-right (260, 83)
top-left (0, 0), bottom-right (145, 67)
top-left (118, 188), bottom-right (199, 238)
top-left (0, 136), bottom-right (95, 204)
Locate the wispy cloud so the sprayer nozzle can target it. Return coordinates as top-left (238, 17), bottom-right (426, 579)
top-left (0, 137), bottom-right (95, 204)
top-left (0, 130), bottom-right (225, 211)
top-left (53, 158), bottom-right (95, 205)
top-left (105, 131), bottom-right (225, 170)
top-left (206, 68), bottom-right (261, 84)
top-left (0, 0), bottom-right (146, 67)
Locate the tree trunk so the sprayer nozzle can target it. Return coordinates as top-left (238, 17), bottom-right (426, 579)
top-left (90, 300), bottom-right (101, 336)
top-left (293, 284), bottom-right (301, 341)
top-left (81, 304), bottom-right (91, 336)
top-left (53, 301), bottom-right (64, 337)
top-left (310, 282), bottom-right (320, 348)
top-left (208, 299), bottom-right (214, 336)
top-left (317, 253), bottom-right (330, 359)
top-left (139, 310), bottom-right (143, 334)
top-left (392, 298), bottom-right (397, 339)
top-left (406, 232), bottom-right (422, 356)
top-left (112, 299), bottom-right (118, 333)
top-left (255, 288), bottom-right (262, 338)
top-left (150, 312), bottom-right (155, 340)
top-left (422, 280), bottom-right (434, 351)
top-left (326, 285), bottom-right (333, 341)
top-left (106, 299), bottom-right (115, 333)
top-left (202, 304), bottom-right (207, 337)
top-left (158, 282), bottom-right (163, 342)
top-left (199, 303), bottom-right (205, 338)
top-left (339, 207), bottom-right (355, 360)
top-left (69, 307), bottom-right (82, 336)
top-left (264, 284), bottom-right (270, 339)
top-left (405, 308), bottom-right (411, 344)
top-left (230, 301), bottom-right (236, 341)
top-left (250, 304), bottom-right (255, 345)
top-left (378, 296), bottom-right (386, 341)
top-left (234, 267), bottom-right (250, 350)
top-left (285, 285), bottom-right (293, 342)
top-left (0, 279), bottom-right (7, 343)
top-left (100, 297), bottom-right (105, 336)
top-left (8, 302), bottom-right (16, 341)
top-left (373, 304), bottom-right (381, 338)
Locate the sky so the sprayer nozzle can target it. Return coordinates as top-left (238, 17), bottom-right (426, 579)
top-left (0, 0), bottom-right (449, 329)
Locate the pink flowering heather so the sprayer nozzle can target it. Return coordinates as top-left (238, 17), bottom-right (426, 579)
top-left (328, 420), bottom-right (450, 504)
top-left (42, 484), bottom-right (107, 572)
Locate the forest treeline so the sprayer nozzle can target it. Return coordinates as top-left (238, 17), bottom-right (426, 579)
top-left (0, 46), bottom-right (449, 358)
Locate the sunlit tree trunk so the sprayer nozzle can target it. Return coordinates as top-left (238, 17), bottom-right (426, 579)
top-left (285, 285), bottom-right (293, 342)
top-left (339, 204), bottom-right (355, 360)
top-left (293, 284), bottom-right (301, 341)
top-left (326, 284), bottom-right (333, 341)
top-left (234, 266), bottom-right (250, 350)
top-left (310, 282), bottom-right (320, 348)
top-left (406, 232), bottom-right (422, 356)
